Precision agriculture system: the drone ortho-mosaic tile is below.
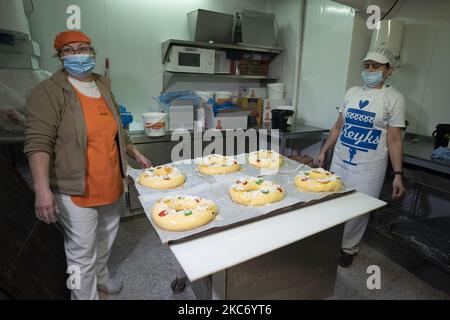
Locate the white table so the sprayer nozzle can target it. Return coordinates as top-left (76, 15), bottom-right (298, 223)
top-left (170, 192), bottom-right (385, 299)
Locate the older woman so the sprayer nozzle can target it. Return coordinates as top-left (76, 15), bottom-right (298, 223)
top-left (316, 47), bottom-right (406, 267)
top-left (24, 30), bottom-right (151, 299)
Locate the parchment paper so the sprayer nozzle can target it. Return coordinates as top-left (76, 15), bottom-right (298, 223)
top-left (129, 155), bottom-right (353, 244)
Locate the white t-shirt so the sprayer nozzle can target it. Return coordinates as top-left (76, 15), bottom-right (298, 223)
top-left (334, 85), bottom-right (406, 167)
top-left (68, 76), bottom-right (101, 98)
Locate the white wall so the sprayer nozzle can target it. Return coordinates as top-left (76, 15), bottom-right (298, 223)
top-left (269, 0), bottom-right (302, 102)
top-left (28, 0), bottom-right (450, 135)
top-left (296, 0), bottom-right (450, 136)
top-left (28, 0), bottom-right (279, 117)
top-left (343, 0), bottom-right (450, 136)
top-left (295, 0), bottom-right (355, 129)
top-left (345, 11), bottom-right (372, 89)
top-left (386, 0), bottom-right (450, 136)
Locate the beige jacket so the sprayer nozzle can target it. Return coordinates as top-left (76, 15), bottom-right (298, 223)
top-left (24, 70), bottom-right (131, 195)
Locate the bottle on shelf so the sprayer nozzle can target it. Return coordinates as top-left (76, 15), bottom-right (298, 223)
top-left (263, 101), bottom-right (271, 129)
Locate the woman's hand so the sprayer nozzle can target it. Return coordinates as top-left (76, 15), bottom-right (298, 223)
top-left (314, 115), bottom-right (343, 168)
top-left (35, 187), bottom-right (59, 224)
top-left (392, 175), bottom-right (406, 199)
top-left (315, 152), bottom-right (326, 167)
top-left (126, 145), bottom-right (152, 168)
top-left (135, 152), bottom-right (152, 168)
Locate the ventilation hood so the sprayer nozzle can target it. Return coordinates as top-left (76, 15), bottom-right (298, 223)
top-left (0, 0), bottom-right (51, 140)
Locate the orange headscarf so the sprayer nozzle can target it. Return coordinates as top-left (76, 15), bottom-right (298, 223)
top-left (54, 30), bottom-right (91, 51)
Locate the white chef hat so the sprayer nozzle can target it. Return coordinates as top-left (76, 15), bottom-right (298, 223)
top-left (363, 47), bottom-right (395, 66)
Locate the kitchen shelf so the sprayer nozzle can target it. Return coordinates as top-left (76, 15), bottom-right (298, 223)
top-left (164, 71), bottom-right (278, 80)
top-left (161, 39), bottom-right (283, 91)
top-left (163, 71), bottom-right (279, 91)
top-left (161, 39), bottom-right (283, 63)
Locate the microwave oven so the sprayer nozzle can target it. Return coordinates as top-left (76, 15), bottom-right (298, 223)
top-left (164, 46), bottom-right (215, 74)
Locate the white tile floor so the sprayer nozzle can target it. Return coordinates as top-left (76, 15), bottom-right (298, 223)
top-left (101, 215), bottom-right (449, 300)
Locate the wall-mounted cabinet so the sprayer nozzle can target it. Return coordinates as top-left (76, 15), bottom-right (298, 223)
top-left (161, 39), bottom-right (283, 91)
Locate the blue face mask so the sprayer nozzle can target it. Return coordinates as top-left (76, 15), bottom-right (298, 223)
top-left (62, 54), bottom-right (95, 77)
top-left (361, 70), bottom-right (383, 88)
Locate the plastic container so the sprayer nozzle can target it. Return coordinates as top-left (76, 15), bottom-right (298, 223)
top-left (267, 83), bottom-right (285, 99)
top-left (142, 112), bottom-right (166, 137)
top-left (195, 107), bottom-right (206, 130)
top-left (188, 9), bottom-right (234, 43)
top-left (214, 91), bottom-right (232, 104)
top-left (236, 11), bottom-right (275, 47)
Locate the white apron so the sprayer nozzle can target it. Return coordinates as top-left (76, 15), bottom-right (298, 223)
top-left (331, 86), bottom-right (390, 252)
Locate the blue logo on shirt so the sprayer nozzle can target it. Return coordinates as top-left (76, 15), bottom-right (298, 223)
top-left (359, 100), bottom-right (369, 109)
top-left (339, 100), bottom-right (381, 166)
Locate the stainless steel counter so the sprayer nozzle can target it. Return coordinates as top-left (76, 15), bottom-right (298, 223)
top-left (129, 124), bottom-right (328, 145)
top-left (319, 131), bottom-right (450, 175)
top-left (278, 124), bottom-right (329, 137)
top-left (403, 135), bottom-right (450, 175)
top-left (129, 124), bottom-right (328, 160)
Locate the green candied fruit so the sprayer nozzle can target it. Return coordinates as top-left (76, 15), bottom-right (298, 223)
top-left (184, 210), bottom-right (192, 216)
top-left (255, 178), bottom-right (264, 185)
top-left (261, 190), bottom-right (270, 194)
top-left (304, 172), bottom-right (309, 176)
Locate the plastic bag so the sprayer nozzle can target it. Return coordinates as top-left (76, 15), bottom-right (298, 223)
top-left (155, 90), bottom-right (239, 117)
top-left (431, 147), bottom-right (450, 160)
top-left (156, 90), bottom-right (201, 109)
top-left (211, 100), bottom-right (240, 116)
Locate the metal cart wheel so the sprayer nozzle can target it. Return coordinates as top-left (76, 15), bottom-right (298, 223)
top-left (170, 277), bottom-right (187, 294)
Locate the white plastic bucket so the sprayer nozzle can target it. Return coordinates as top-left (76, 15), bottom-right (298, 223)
top-left (142, 112), bottom-right (166, 137)
top-left (267, 83), bottom-right (285, 99)
top-left (214, 91), bottom-right (232, 104)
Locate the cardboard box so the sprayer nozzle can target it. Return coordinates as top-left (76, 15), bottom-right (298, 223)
top-left (169, 100), bottom-right (194, 131)
top-left (236, 97), bottom-right (263, 128)
top-left (205, 104), bottom-right (250, 129)
top-left (231, 60), bottom-right (269, 76)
